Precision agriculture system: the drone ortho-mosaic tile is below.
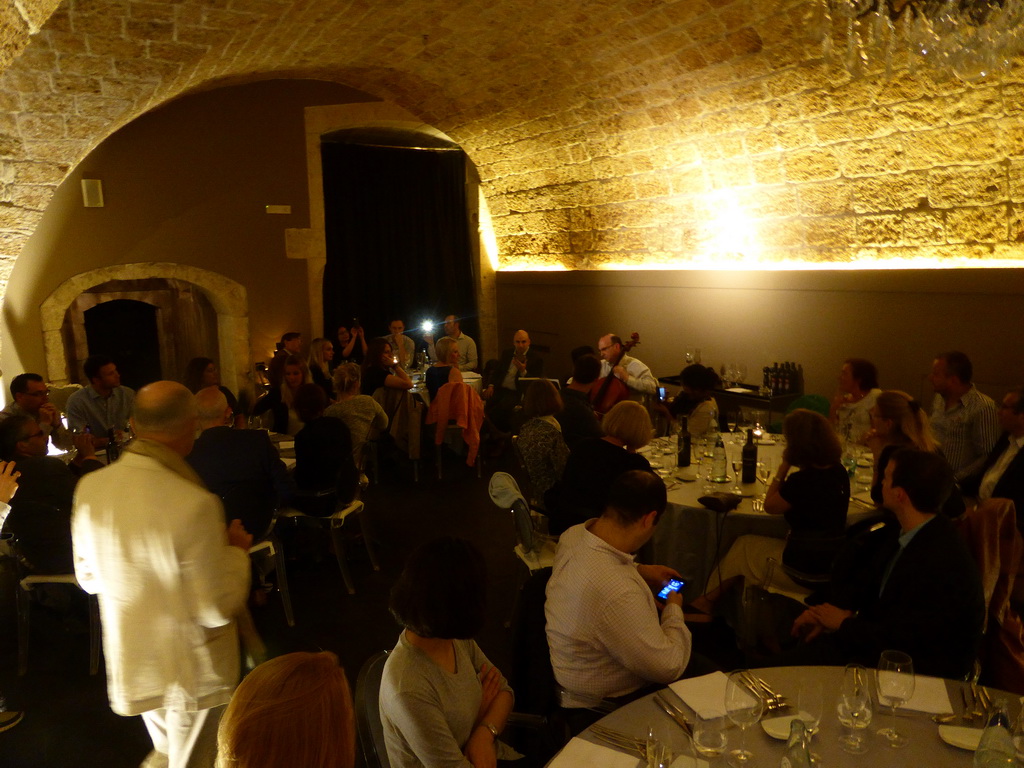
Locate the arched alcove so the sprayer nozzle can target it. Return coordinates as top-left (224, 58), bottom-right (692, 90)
top-left (40, 263), bottom-right (250, 395)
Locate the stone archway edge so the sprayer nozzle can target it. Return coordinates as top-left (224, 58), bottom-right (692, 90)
top-left (40, 262), bottom-right (250, 395)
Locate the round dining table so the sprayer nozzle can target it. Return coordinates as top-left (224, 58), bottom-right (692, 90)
top-left (550, 666), bottom-right (1019, 767)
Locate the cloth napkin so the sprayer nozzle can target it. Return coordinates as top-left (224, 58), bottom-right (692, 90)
top-left (894, 675), bottom-right (954, 714)
top-left (547, 737), bottom-right (641, 768)
top-left (669, 671), bottom-right (730, 719)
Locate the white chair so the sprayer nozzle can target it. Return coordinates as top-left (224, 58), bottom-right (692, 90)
top-left (17, 573), bottom-right (101, 676)
top-left (279, 495), bottom-right (379, 595)
top-left (247, 531), bottom-right (294, 627)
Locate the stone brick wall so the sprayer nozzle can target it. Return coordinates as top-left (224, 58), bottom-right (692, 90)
top-left (2, 0), bottom-right (1024, 291)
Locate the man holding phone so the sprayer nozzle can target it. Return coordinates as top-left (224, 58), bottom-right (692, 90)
top-left (545, 470), bottom-right (693, 726)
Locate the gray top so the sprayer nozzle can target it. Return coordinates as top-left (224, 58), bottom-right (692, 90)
top-left (324, 395), bottom-right (388, 463)
top-left (380, 632), bottom-right (515, 768)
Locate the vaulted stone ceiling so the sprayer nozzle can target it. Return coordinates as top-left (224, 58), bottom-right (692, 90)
top-left (2, 0), bottom-right (1024, 289)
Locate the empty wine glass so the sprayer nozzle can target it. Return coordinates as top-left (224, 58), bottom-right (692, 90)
top-left (797, 681), bottom-right (823, 736)
top-left (837, 663), bottom-right (873, 754)
top-left (725, 670), bottom-right (764, 767)
top-left (646, 720), bottom-right (694, 768)
top-left (876, 650), bottom-right (914, 748)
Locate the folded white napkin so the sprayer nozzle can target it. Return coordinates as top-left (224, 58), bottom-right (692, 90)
top-left (547, 737), bottom-right (640, 768)
top-left (896, 675), bottom-right (954, 715)
top-left (669, 671), bottom-right (730, 719)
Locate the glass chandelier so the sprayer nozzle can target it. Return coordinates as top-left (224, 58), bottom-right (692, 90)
top-left (806, 0), bottom-right (1024, 82)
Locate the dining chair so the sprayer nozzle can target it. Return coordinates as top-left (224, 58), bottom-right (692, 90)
top-left (426, 382), bottom-right (484, 479)
top-left (355, 651), bottom-right (393, 768)
top-left (16, 567), bottom-right (101, 677)
top-left (247, 527), bottom-right (294, 627)
top-left (279, 493), bottom-right (380, 595)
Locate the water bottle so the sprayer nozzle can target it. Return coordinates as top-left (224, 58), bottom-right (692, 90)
top-left (711, 435), bottom-right (728, 483)
top-left (975, 699), bottom-right (1016, 767)
top-left (780, 717), bottom-right (812, 768)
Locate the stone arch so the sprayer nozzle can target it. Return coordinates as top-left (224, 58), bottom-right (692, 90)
top-left (293, 101), bottom-right (497, 360)
top-left (40, 263), bottom-right (249, 394)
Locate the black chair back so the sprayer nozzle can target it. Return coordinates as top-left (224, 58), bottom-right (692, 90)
top-left (355, 650), bottom-right (392, 768)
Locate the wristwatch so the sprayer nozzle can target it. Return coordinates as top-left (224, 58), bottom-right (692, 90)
top-left (481, 722), bottom-right (499, 740)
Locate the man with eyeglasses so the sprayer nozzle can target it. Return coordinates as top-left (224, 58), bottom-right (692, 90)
top-left (0, 373), bottom-right (73, 452)
top-left (961, 385), bottom-right (1024, 532)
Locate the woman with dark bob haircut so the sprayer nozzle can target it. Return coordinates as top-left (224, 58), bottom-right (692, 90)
top-left (380, 537), bottom-right (520, 768)
top-left (688, 409), bottom-right (850, 620)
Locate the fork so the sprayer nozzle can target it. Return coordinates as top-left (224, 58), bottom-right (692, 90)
top-left (743, 671), bottom-right (789, 710)
top-left (589, 724), bottom-right (646, 757)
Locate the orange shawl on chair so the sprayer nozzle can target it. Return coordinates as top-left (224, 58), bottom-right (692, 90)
top-left (425, 382), bottom-right (484, 467)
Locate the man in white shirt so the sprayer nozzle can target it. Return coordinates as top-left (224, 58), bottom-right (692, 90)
top-left (545, 471), bottom-right (691, 721)
top-left (597, 333), bottom-right (658, 397)
top-left (962, 386), bottom-right (1024, 530)
top-left (928, 351), bottom-right (998, 481)
top-left (426, 314), bottom-right (478, 372)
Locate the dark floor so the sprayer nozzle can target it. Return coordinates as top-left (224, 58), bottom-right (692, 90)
top-left (0, 446), bottom-right (741, 767)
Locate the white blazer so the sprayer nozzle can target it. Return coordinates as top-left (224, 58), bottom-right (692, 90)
top-left (72, 451), bottom-right (250, 715)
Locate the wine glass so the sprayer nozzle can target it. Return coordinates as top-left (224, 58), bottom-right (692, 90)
top-left (755, 457), bottom-right (773, 503)
top-left (731, 457), bottom-right (743, 494)
top-left (837, 664), bottom-right (873, 754)
top-left (646, 720), bottom-right (694, 768)
top-left (797, 681), bottom-right (823, 736)
top-left (876, 650), bottom-right (914, 748)
top-left (725, 670), bottom-right (764, 767)
top-left (692, 716), bottom-right (728, 759)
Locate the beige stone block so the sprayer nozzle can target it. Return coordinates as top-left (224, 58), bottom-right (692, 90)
top-left (72, 12), bottom-right (125, 37)
top-left (902, 211), bottom-right (945, 245)
top-left (9, 184), bottom-right (54, 211)
top-left (857, 214), bottom-right (902, 246)
top-left (1009, 159), bottom-right (1024, 202)
top-left (784, 148), bottom-right (840, 182)
top-left (53, 74), bottom-right (102, 95)
top-left (202, 7), bottom-right (262, 29)
top-left (747, 185), bottom-right (798, 218)
top-left (708, 157), bottom-right (753, 187)
top-left (174, 25), bottom-right (234, 48)
top-left (16, 47), bottom-right (58, 72)
top-left (17, 110), bottom-right (66, 139)
top-left (756, 217), bottom-right (804, 249)
top-left (902, 124), bottom-right (1002, 169)
top-left (946, 87), bottom-right (1003, 125)
top-left (65, 115), bottom-right (113, 140)
top-left (766, 97), bottom-right (805, 125)
top-left (751, 156), bottom-right (785, 185)
top-left (100, 77), bottom-right (158, 101)
top-left (20, 139), bottom-right (88, 164)
top-left (115, 57), bottom-right (182, 81)
top-left (928, 164), bottom-right (1006, 208)
top-left (840, 138), bottom-right (904, 177)
top-left (1000, 120), bottom-right (1024, 158)
top-left (57, 53), bottom-right (115, 77)
top-left (815, 107), bottom-right (894, 144)
top-left (12, 161), bottom-right (67, 185)
top-left (0, 133), bottom-right (24, 159)
top-left (804, 216), bottom-right (856, 248)
top-left (0, 68), bottom-right (53, 93)
top-left (85, 34), bottom-right (147, 59)
top-left (876, 75), bottom-right (930, 105)
top-left (1008, 205), bottom-right (1024, 242)
top-left (889, 100), bottom-right (946, 133)
top-left (852, 174), bottom-right (926, 214)
top-left (0, 229), bottom-right (29, 258)
top-left (38, 29), bottom-right (87, 53)
top-left (75, 94), bottom-right (131, 120)
top-left (946, 204), bottom-right (1007, 243)
top-left (1005, 83), bottom-right (1024, 116)
top-left (727, 26), bottom-right (762, 56)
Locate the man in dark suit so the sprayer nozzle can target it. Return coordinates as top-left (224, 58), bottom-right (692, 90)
top-left (482, 329), bottom-right (544, 432)
top-left (785, 448), bottom-right (984, 679)
top-left (0, 414), bottom-right (103, 573)
top-left (187, 386), bottom-right (293, 540)
top-left (961, 386), bottom-right (1024, 530)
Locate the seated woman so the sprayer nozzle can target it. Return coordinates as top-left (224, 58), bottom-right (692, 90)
top-left (425, 337), bottom-right (463, 400)
top-left (251, 355), bottom-right (310, 435)
top-left (292, 384), bottom-right (359, 514)
top-left (517, 380), bottom-right (570, 508)
top-left (361, 338), bottom-right (414, 396)
top-left (547, 400), bottom-right (654, 535)
top-left (183, 356), bottom-right (243, 426)
top-left (865, 390), bottom-right (964, 517)
top-left (829, 357), bottom-right (881, 443)
top-left (334, 324), bottom-right (367, 367)
top-left (690, 409), bottom-right (850, 619)
top-left (380, 537), bottom-right (519, 768)
top-left (325, 362), bottom-right (389, 468)
top-left (308, 337), bottom-right (336, 401)
top-left (668, 364), bottom-right (720, 437)
top-left (217, 651), bottom-right (355, 768)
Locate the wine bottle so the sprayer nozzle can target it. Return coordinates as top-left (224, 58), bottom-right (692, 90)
top-left (711, 435), bottom-right (728, 482)
top-left (677, 416), bottom-right (691, 467)
top-left (106, 428), bottom-right (119, 462)
top-left (974, 700), bottom-right (1015, 767)
top-left (742, 428), bottom-right (757, 484)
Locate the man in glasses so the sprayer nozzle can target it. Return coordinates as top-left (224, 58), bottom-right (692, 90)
top-left (0, 372), bottom-right (73, 452)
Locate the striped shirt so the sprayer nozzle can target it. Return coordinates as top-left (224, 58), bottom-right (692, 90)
top-left (930, 385), bottom-right (998, 481)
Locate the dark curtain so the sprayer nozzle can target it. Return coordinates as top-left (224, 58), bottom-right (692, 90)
top-left (321, 142), bottom-right (478, 348)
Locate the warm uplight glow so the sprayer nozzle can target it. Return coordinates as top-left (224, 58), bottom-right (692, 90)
top-left (702, 189), bottom-right (761, 264)
top-left (478, 189), bottom-right (500, 271)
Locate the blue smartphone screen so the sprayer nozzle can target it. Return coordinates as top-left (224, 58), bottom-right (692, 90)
top-left (657, 579), bottom-right (684, 599)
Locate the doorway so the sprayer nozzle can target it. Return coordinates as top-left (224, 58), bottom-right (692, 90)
top-left (83, 299), bottom-right (161, 390)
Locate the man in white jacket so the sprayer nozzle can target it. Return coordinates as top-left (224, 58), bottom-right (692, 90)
top-left (73, 381), bottom-right (252, 768)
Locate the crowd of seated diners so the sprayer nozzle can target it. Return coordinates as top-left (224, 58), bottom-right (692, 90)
top-left (4, 325), bottom-right (1024, 766)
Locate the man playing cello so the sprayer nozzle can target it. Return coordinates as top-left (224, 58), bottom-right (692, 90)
top-left (592, 333), bottom-right (658, 416)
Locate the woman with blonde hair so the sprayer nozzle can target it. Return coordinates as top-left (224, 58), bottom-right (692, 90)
top-left (517, 379), bottom-right (570, 507)
top-left (547, 400), bottom-right (654, 535)
top-left (325, 362), bottom-right (389, 466)
top-left (308, 337), bottom-right (336, 401)
top-left (425, 336), bottom-right (463, 400)
top-left (689, 409), bottom-right (850, 619)
top-left (865, 390), bottom-right (962, 515)
top-left (217, 651), bottom-right (355, 768)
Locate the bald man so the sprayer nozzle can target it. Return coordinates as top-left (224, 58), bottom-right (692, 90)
top-left (72, 381), bottom-right (252, 768)
top-left (483, 329), bottom-right (545, 432)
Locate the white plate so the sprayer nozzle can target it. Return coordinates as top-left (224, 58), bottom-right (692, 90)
top-left (760, 713), bottom-right (813, 740)
top-left (648, 460), bottom-right (663, 469)
top-left (938, 725), bottom-right (984, 751)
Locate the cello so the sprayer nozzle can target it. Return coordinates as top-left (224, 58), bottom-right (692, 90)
top-left (589, 332), bottom-right (640, 419)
